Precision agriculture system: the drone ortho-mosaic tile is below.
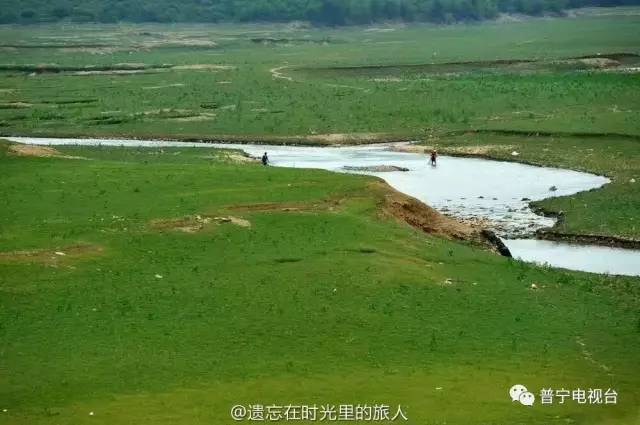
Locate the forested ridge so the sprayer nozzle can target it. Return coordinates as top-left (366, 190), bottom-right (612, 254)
top-left (1, 0), bottom-right (639, 25)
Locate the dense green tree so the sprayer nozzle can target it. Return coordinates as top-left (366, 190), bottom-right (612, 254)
top-left (0, 0), bottom-right (637, 25)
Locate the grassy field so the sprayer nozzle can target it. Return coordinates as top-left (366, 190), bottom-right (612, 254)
top-left (0, 141), bottom-right (639, 424)
top-left (0, 12), bottom-right (639, 140)
top-left (1, 8), bottom-right (640, 424)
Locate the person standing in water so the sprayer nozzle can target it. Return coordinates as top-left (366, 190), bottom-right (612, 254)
top-left (430, 149), bottom-right (438, 166)
top-left (261, 152), bottom-right (269, 166)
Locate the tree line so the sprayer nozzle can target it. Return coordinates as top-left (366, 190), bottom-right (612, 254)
top-left (1, 0), bottom-right (639, 25)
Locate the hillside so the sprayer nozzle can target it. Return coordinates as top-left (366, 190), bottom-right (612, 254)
top-left (2, 0), bottom-right (640, 25)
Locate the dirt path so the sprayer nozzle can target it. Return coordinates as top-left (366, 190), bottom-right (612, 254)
top-left (269, 66), bottom-right (368, 91)
top-left (270, 66), bottom-right (293, 81)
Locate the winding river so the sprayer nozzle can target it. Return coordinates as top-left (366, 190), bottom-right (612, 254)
top-left (7, 137), bottom-right (640, 277)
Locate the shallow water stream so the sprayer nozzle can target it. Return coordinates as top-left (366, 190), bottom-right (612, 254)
top-left (7, 136), bottom-right (640, 277)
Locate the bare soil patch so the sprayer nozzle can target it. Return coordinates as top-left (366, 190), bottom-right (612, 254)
top-left (553, 57), bottom-right (620, 68)
top-left (168, 113), bottom-right (216, 122)
top-left (224, 216), bottom-right (251, 227)
top-left (8, 144), bottom-right (87, 159)
top-left (138, 39), bottom-right (218, 49)
top-left (59, 47), bottom-right (124, 54)
top-left (344, 165), bottom-right (409, 172)
top-left (391, 143), bottom-right (515, 156)
top-left (142, 83), bottom-right (185, 90)
top-left (224, 153), bottom-right (257, 163)
top-left (8, 144), bottom-right (62, 157)
top-left (0, 102), bottom-right (32, 109)
top-left (0, 244), bottom-right (103, 266)
top-left (171, 64), bottom-right (233, 71)
top-left (371, 77), bottom-right (403, 82)
top-left (72, 69), bottom-right (157, 76)
top-left (226, 199), bottom-right (342, 213)
top-left (149, 215), bottom-right (251, 233)
top-left (306, 133), bottom-right (390, 144)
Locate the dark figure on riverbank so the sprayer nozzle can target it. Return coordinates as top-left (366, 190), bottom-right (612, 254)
top-left (430, 150), bottom-right (437, 166)
top-left (261, 152), bottom-right (269, 166)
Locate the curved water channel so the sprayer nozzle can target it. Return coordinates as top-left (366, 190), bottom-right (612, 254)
top-left (7, 136), bottom-right (640, 277)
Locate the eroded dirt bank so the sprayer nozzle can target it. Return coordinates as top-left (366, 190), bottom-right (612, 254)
top-left (369, 180), bottom-right (508, 255)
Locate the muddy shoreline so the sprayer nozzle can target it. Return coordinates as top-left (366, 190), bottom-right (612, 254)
top-left (0, 130), bottom-right (416, 147)
top-left (535, 231), bottom-right (640, 250)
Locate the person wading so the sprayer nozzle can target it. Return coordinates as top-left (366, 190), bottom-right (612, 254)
top-left (261, 152), bottom-right (269, 166)
top-left (430, 149), bottom-right (438, 167)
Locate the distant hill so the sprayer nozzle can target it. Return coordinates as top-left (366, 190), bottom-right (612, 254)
top-left (2, 0), bottom-right (640, 25)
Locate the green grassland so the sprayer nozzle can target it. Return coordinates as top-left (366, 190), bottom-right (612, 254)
top-left (1, 141), bottom-right (639, 424)
top-left (1, 12), bottom-right (639, 139)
